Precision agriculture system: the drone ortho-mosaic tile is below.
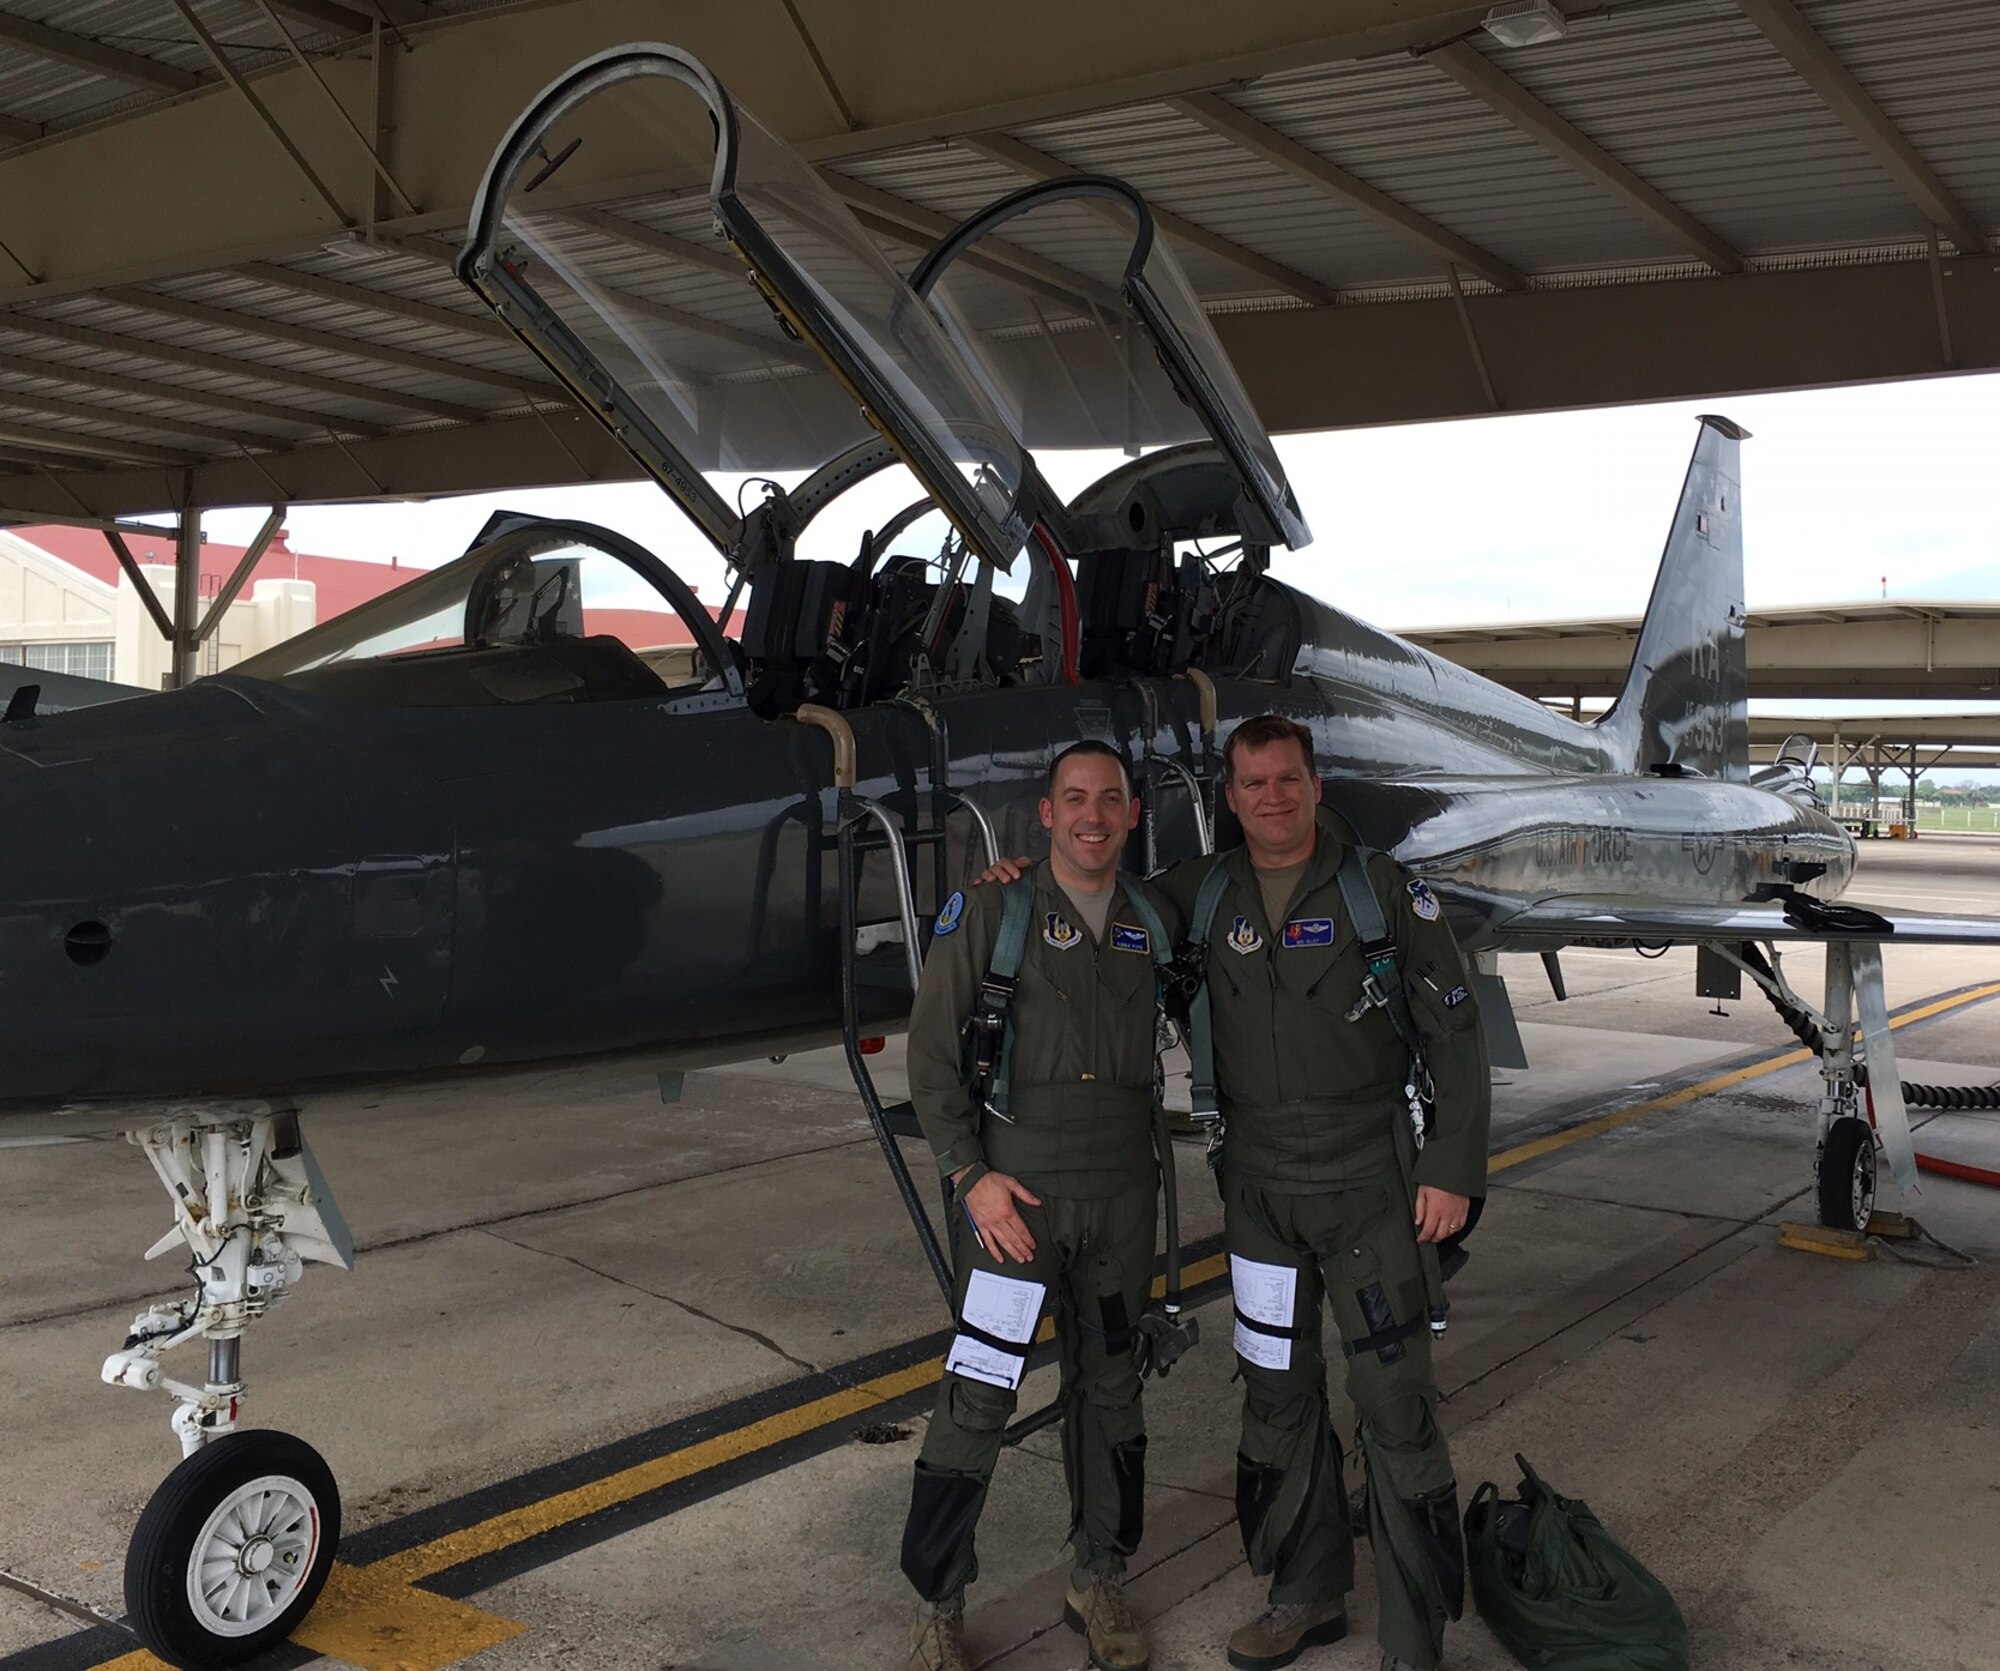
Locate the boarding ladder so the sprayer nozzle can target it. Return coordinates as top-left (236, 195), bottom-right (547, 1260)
top-left (800, 701), bottom-right (1066, 1445)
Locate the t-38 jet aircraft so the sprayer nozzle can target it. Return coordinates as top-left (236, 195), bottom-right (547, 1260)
top-left (4, 42), bottom-right (1997, 1669)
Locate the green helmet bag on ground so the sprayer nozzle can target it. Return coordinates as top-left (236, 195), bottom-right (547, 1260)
top-left (1464, 1454), bottom-right (1689, 1671)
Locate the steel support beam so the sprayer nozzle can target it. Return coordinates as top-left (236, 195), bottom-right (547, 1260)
top-left (97, 289), bottom-right (532, 406)
top-left (196, 506), bottom-right (285, 642)
top-left (1168, 90), bottom-right (1524, 292)
top-left (235, 261), bottom-right (514, 342)
top-left (1735, 0), bottom-right (1988, 256)
top-left (558, 210), bottom-right (744, 281)
top-left (266, 0), bottom-right (378, 41)
top-left (1423, 40), bottom-right (1741, 273)
top-left (0, 13), bottom-right (200, 94)
top-left (0, 324), bottom-right (381, 433)
top-left (0, 309), bottom-right (477, 423)
top-left (169, 508), bottom-right (200, 690)
top-left (6, 0), bottom-right (1598, 308)
top-left (825, 172), bottom-right (1121, 312)
top-left (963, 130), bottom-right (1338, 305)
top-left (0, 418), bottom-right (194, 468)
top-left (103, 528), bottom-right (176, 641)
top-left (2, 253), bottom-right (1994, 521)
top-left (0, 383), bottom-right (265, 449)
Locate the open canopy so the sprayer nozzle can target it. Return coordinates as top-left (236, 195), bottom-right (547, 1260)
top-left (912, 176), bottom-right (1310, 552)
top-left (457, 44), bottom-right (1311, 572)
top-left (457, 43), bottom-right (1036, 570)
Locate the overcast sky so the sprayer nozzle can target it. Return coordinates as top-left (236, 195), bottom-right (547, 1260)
top-left (198, 369), bottom-right (2000, 772)
top-left (207, 368), bottom-right (2000, 619)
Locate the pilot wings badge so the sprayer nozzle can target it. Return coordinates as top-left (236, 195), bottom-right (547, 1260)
top-left (1043, 912), bottom-right (1083, 951)
top-left (1226, 914), bottom-right (1264, 955)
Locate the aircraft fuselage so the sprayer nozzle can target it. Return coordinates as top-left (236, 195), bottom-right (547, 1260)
top-left (0, 576), bottom-right (1850, 1137)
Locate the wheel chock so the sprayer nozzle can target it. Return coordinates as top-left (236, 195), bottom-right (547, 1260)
top-left (1778, 1221), bottom-right (1876, 1261)
top-left (1865, 1210), bottom-right (1917, 1240)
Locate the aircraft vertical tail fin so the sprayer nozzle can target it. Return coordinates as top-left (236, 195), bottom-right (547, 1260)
top-left (1599, 415), bottom-right (1751, 781)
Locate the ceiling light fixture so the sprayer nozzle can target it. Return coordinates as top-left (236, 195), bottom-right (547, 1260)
top-left (1481, 0), bottom-right (1568, 48)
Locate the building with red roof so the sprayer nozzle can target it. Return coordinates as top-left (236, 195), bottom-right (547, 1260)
top-left (0, 524), bottom-right (743, 692)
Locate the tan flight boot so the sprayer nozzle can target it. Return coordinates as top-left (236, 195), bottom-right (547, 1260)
top-left (908, 1593), bottom-right (970, 1671)
top-left (1063, 1573), bottom-right (1152, 1670)
top-left (1224, 1597), bottom-right (1349, 1670)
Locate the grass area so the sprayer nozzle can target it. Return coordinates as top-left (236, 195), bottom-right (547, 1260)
top-left (1916, 806), bottom-right (2000, 832)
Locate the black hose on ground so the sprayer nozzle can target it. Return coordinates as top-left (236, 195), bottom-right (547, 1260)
top-left (1735, 942), bottom-right (2000, 1110)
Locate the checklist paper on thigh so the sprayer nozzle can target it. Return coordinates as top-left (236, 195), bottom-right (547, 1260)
top-left (1230, 1254), bottom-right (1297, 1371)
top-left (945, 1269), bottom-right (1046, 1391)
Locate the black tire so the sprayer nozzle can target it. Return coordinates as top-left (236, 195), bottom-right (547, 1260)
top-left (125, 1430), bottom-right (339, 1669)
top-left (1816, 1116), bottom-right (1877, 1233)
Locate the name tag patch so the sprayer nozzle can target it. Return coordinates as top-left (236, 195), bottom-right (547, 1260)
top-left (1043, 912), bottom-right (1083, 951)
top-left (934, 890), bottom-right (965, 937)
top-left (1282, 917), bottom-right (1334, 948)
top-left (1227, 915), bottom-right (1264, 955)
top-left (1407, 879), bottom-right (1442, 922)
top-left (1111, 923), bottom-right (1151, 954)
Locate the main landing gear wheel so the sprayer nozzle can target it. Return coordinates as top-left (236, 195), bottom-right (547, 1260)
top-left (125, 1430), bottom-right (339, 1669)
top-left (1817, 1116), bottom-right (1877, 1234)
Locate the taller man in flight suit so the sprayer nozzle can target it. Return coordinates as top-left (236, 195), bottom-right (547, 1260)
top-left (901, 741), bottom-right (1183, 1671)
top-left (1156, 714), bottom-right (1490, 1671)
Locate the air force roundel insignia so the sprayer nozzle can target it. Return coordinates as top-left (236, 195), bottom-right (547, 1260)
top-left (1226, 915), bottom-right (1264, 955)
top-left (1043, 912), bottom-right (1083, 951)
top-left (1282, 918), bottom-right (1334, 948)
top-left (933, 890), bottom-right (965, 937)
top-left (1111, 923), bottom-right (1151, 955)
top-left (1407, 879), bottom-right (1442, 922)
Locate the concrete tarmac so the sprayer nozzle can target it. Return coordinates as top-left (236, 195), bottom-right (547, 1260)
top-left (1, 837), bottom-right (1997, 1671)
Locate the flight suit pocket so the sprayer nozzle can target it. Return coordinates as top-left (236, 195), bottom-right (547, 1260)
top-left (1330, 1181), bottom-right (1428, 1365)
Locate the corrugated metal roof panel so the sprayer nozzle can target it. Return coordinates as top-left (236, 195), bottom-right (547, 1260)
top-left (1008, 101), bottom-right (1413, 292)
top-left (1805, 0), bottom-right (2000, 234)
top-left (24, 295), bottom-right (509, 418)
top-left (1475, 1), bottom-right (1918, 257)
top-left (1233, 48), bottom-right (1685, 277)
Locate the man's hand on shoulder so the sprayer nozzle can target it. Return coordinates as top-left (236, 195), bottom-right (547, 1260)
top-left (974, 855), bottom-right (1037, 887)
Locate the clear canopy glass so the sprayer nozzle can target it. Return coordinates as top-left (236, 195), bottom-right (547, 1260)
top-left (459, 45), bottom-right (1037, 568)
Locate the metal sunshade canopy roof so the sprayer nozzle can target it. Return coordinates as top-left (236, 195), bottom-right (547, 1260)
top-left (0, 0), bottom-right (1995, 522)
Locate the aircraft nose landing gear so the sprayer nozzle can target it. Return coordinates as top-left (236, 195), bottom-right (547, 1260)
top-left (104, 1114), bottom-right (352, 1668)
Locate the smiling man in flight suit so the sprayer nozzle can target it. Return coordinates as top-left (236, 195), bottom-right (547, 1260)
top-left (900, 740), bottom-right (1183, 1671)
top-left (1156, 714), bottom-right (1489, 1671)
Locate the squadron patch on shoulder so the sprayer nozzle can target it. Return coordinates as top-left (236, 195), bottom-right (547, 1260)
top-left (1282, 917), bottom-right (1334, 948)
top-left (1043, 912), bottom-right (1083, 951)
top-left (1407, 879), bottom-right (1442, 922)
top-left (934, 890), bottom-right (965, 937)
top-left (1111, 923), bottom-right (1151, 955)
top-left (1227, 915), bottom-right (1265, 955)
top-left (1443, 984), bottom-right (1469, 1008)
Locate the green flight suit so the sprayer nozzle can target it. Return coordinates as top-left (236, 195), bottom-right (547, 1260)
top-left (899, 868), bottom-right (1183, 1604)
top-left (1159, 823), bottom-right (1490, 1671)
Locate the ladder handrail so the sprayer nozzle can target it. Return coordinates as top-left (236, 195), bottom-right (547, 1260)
top-left (850, 794), bottom-right (925, 993)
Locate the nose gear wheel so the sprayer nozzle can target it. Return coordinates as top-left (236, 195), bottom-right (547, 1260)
top-left (126, 1429), bottom-right (339, 1668)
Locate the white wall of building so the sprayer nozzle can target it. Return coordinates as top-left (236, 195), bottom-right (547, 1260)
top-left (114, 566), bottom-right (316, 691)
top-left (0, 530), bottom-right (116, 677)
top-left (0, 531), bottom-right (316, 689)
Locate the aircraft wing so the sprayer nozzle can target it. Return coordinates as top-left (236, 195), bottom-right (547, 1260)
top-left (1484, 895), bottom-right (2000, 947)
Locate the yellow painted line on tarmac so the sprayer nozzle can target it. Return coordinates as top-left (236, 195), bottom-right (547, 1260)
top-left (91, 1566), bottom-right (523, 1671)
top-left (1487, 979), bottom-right (2000, 1176)
top-left (84, 981), bottom-right (2000, 1671)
